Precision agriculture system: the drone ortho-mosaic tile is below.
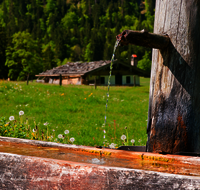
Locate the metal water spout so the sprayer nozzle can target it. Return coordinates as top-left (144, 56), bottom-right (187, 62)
top-left (116, 30), bottom-right (169, 49)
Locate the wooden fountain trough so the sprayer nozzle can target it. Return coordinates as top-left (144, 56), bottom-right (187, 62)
top-left (0, 136), bottom-right (200, 189)
top-left (1, 1), bottom-right (200, 189)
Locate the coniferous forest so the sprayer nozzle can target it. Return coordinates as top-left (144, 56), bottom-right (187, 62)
top-left (0, 0), bottom-right (155, 80)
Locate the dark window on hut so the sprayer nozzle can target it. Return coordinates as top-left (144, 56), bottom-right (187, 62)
top-left (126, 76), bottom-right (130, 84)
top-left (101, 77), bottom-right (105, 84)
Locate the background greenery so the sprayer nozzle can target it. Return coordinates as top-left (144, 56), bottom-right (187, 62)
top-left (0, 0), bottom-right (155, 81)
top-left (0, 77), bottom-right (150, 147)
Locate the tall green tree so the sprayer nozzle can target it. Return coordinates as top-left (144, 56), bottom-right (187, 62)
top-left (5, 31), bottom-right (42, 80)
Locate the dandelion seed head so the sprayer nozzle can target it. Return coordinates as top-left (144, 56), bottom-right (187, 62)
top-left (9, 116), bottom-right (14, 121)
top-left (64, 130), bottom-right (69, 134)
top-left (121, 135), bottom-right (126, 140)
top-left (58, 134), bottom-right (63, 139)
top-left (70, 137), bottom-right (75, 143)
top-left (131, 139), bottom-right (135, 144)
top-left (19, 110), bottom-right (24, 116)
top-left (109, 143), bottom-right (117, 149)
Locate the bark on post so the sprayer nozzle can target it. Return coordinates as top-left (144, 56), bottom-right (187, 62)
top-left (146, 0), bottom-right (200, 154)
top-left (117, 0), bottom-right (200, 154)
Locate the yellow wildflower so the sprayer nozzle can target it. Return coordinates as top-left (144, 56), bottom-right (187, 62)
top-left (61, 93), bottom-right (64, 96)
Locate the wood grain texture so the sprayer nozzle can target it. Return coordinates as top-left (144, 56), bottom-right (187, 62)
top-left (1, 153), bottom-right (200, 190)
top-left (147, 0), bottom-right (200, 153)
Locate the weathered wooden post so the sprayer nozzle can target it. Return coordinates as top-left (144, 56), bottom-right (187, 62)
top-left (59, 74), bottom-right (62, 86)
top-left (117, 1), bottom-right (200, 154)
top-left (26, 73), bottom-right (29, 85)
top-left (95, 76), bottom-right (97, 89)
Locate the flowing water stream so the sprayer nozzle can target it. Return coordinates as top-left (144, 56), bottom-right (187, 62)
top-left (102, 40), bottom-right (120, 146)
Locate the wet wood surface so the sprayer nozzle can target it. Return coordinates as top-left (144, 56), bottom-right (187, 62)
top-left (147, 0), bottom-right (200, 153)
top-left (1, 153), bottom-right (200, 190)
top-left (1, 137), bottom-right (200, 189)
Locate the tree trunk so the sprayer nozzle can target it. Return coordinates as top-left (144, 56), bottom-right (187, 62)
top-left (147, 0), bottom-right (200, 153)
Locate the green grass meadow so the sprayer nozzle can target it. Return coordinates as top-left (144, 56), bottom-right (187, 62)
top-left (0, 77), bottom-right (150, 147)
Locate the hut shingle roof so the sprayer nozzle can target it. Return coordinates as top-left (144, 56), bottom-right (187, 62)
top-left (37, 60), bottom-right (111, 76)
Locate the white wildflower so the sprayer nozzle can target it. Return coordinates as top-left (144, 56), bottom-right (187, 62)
top-left (52, 129), bottom-right (55, 132)
top-left (58, 134), bottom-right (63, 139)
top-left (103, 135), bottom-right (105, 139)
top-left (131, 139), bottom-right (135, 144)
top-left (33, 129), bottom-right (36, 132)
top-left (64, 130), bottom-right (69, 134)
top-left (121, 135), bottom-right (126, 140)
top-left (109, 143), bottom-right (117, 149)
top-left (44, 122), bottom-right (49, 126)
top-left (70, 137), bottom-right (75, 143)
top-left (19, 110), bottom-right (24, 116)
top-left (9, 116), bottom-right (15, 121)
top-left (103, 130), bottom-right (106, 133)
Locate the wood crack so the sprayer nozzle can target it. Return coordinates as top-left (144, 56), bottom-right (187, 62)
top-left (175, 0), bottom-right (183, 46)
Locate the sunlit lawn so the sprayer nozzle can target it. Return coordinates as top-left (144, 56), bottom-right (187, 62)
top-left (0, 77), bottom-right (150, 147)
